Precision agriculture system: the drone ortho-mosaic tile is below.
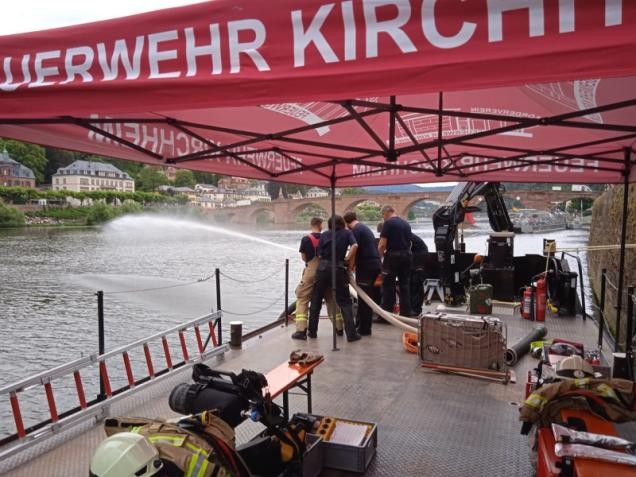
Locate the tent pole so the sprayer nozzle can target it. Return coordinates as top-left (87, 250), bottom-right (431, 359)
top-left (436, 92), bottom-right (443, 176)
top-left (330, 170), bottom-right (339, 351)
top-left (615, 147), bottom-right (632, 351)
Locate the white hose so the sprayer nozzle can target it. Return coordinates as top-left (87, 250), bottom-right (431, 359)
top-left (348, 273), bottom-right (418, 333)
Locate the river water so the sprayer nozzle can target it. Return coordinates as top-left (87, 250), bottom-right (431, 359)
top-left (0, 213), bottom-right (590, 437)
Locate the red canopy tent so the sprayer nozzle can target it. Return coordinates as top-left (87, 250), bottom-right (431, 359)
top-left (0, 0), bottom-right (635, 185)
top-left (0, 0), bottom-right (635, 345)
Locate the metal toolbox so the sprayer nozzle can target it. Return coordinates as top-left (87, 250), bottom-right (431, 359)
top-left (419, 313), bottom-right (507, 373)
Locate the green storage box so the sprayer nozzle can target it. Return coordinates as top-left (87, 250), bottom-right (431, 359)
top-left (469, 284), bottom-right (493, 315)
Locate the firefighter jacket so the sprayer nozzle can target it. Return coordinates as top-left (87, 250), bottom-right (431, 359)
top-left (520, 378), bottom-right (636, 429)
top-left (104, 415), bottom-right (237, 477)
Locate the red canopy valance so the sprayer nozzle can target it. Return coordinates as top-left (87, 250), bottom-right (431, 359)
top-left (1, 0), bottom-right (634, 185)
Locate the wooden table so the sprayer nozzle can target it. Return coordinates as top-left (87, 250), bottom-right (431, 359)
top-left (264, 358), bottom-right (324, 421)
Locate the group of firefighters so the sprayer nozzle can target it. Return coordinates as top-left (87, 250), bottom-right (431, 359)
top-left (291, 205), bottom-right (429, 342)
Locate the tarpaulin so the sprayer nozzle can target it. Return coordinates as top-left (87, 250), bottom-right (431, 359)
top-left (0, 0), bottom-right (635, 185)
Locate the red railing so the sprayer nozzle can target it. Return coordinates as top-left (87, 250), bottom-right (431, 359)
top-left (0, 311), bottom-right (223, 454)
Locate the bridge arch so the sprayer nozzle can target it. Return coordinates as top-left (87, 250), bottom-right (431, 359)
top-left (249, 207), bottom-right (275, 225)
top-left (399, 198), bottom-right (443, 219)
top-left (290, 202), bottom-right (329, 223)
top-left (342, 198), bottom-right (382, 213)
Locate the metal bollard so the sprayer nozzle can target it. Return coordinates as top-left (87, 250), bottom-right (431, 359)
top-left (230, 321), bottom-right (243, 348)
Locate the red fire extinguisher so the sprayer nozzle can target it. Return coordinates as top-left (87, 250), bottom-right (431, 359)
top-left (521, 287), bottom-right (534, 320)
top-left (535, 276), bottom-right (547, 322)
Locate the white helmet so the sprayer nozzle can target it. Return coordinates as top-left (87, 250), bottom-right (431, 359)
top-left (556, 355), bottom-right (594, 379)
top-left (89, 432), bottom-right (163, 477)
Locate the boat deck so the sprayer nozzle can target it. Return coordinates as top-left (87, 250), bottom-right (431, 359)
top-left (2, 308), bottom-right (635, 477)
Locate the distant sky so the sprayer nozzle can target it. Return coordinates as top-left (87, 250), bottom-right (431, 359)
top-left (418, 182), bottom-right (458, 188)
top-left (0, 1), bottom-right (206, 35)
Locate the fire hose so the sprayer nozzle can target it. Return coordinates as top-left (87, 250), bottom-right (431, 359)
top-left (505, 324), bottom-right (547, 366)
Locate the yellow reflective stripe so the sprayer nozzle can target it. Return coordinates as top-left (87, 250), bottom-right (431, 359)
top-left (147, 435), bottom-right (186, 447)
top-left (295, 314), bottom-right (308, 321)
top-left (574, 378), bottom-right (590, 387)
top-left (525, 393), bottom-right (547, 409)
top-left (135, 431), bottom-right (212, 477)
top-left (185, 442), bottom-right (209, 457)
top-left (186, 452), bottom-right (210, 477)
top-left (595, 383), bottom-right (619, 401)
top-left (198, 457), bottom-right (209, 477)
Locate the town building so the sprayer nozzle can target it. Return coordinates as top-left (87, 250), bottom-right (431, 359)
top-left (306, 187), bottom-right (329, 198)
top-left (0, 150), bottom-right (36, 188)
top-left (52, 160), bottom-right (134, 192)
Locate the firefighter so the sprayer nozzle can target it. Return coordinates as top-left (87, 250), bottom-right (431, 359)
top-left (307, 215), bottom-right (360, 341)
top-left (343, 211), bottom-right (381, 335)
top-left (409, 233), bottom-right (429, 315)
top-left (292, 217), bottom-right (342, 340)
top-left (378, 205), bottom-right (415, 316)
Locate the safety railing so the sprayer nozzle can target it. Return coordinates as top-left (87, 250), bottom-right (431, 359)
top-left (0, 311), bottom-right (225, 460)
top-left (213, 260), bottom-right (293, 327)
top-left (597, 269), bottom-right (636, 354)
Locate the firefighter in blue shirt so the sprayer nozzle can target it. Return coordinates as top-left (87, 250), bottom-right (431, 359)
top-left (344, 211), bottom-right (381, 335)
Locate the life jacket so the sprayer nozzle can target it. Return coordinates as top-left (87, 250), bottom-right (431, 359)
top-left (104, 415), bottom-right (239, 477)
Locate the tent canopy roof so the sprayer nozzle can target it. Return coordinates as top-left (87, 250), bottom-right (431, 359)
top-left (1, 0), bottom-right (635, 186)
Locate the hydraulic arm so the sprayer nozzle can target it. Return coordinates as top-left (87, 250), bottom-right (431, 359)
top-left (432, 182), bottom-right (513, 305)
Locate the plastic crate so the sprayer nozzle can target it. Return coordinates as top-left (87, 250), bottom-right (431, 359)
top-left (303, 433), bottom-right (323, 477)
top-left (315, 420), bottom-right (378, 473)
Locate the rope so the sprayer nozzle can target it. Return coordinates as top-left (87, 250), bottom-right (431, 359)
top-left (219, 265), bottom-right (284, 284)
top-left (105, 274), bottom-right (214, 295)
top-left (556, 244), bottom-right (636, 252)
top-left (222, 292), bottom-right (286, 316)
top-left (604, 274), bottom-right (619, 292)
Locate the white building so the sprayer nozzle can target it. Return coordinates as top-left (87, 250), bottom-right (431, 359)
top-left (306, 187), bottom-right (329, 198)
top-left (53, 160), bottom-right (134, 192)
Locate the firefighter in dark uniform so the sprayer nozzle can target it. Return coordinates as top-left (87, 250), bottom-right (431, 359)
top-left (409, 233), bottom-right (429, 315)
top-left (307, 215), bottom-right (361, 342)
top-left (378, 205), bottom-right (415, 316)
top-left (344, 211), bottom-right (381, 335)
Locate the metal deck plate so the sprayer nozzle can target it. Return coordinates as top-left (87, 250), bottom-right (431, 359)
top-left (2, 310), bottom-right (634, 477)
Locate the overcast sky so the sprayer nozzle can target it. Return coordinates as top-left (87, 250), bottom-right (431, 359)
top-left (0, 0), bottom-right (206, 35)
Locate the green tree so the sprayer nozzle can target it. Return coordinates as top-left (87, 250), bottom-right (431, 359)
top-left (137, 166), bottom-right (168, 192)
top-left (407, 209), bottom-right (416, 220)
top-left (192, 171), bottom-right (218, 185)
top-left (0, 199), bottom-right (25, 227)
top-left (85, 202), bottom-right (117, 225)
top-left (0, 139), bottom-right (47, 183)
top-left (44, 147), bottom-right (75, 183)
top-left (342, 187), bottom-right (366, 195)
top-left (174, 170), bottom-right (196, 188)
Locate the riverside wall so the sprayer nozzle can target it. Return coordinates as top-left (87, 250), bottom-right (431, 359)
top-left (588, 184), bottom-right (636, 347)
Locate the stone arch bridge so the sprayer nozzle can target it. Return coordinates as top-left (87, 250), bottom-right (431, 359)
top-left (206, 190), bottom-right (600, 225)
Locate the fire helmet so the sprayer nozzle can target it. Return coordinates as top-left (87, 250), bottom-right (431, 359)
top-left (89, 432), bottom-right (163, 477)
top-left (556, 355), bottom-right (594, 379)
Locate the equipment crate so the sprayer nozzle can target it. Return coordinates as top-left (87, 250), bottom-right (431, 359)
top-left (302, 433), bottom-right (323, 477)
top-left (312, 419), bottom-right (377, 473)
